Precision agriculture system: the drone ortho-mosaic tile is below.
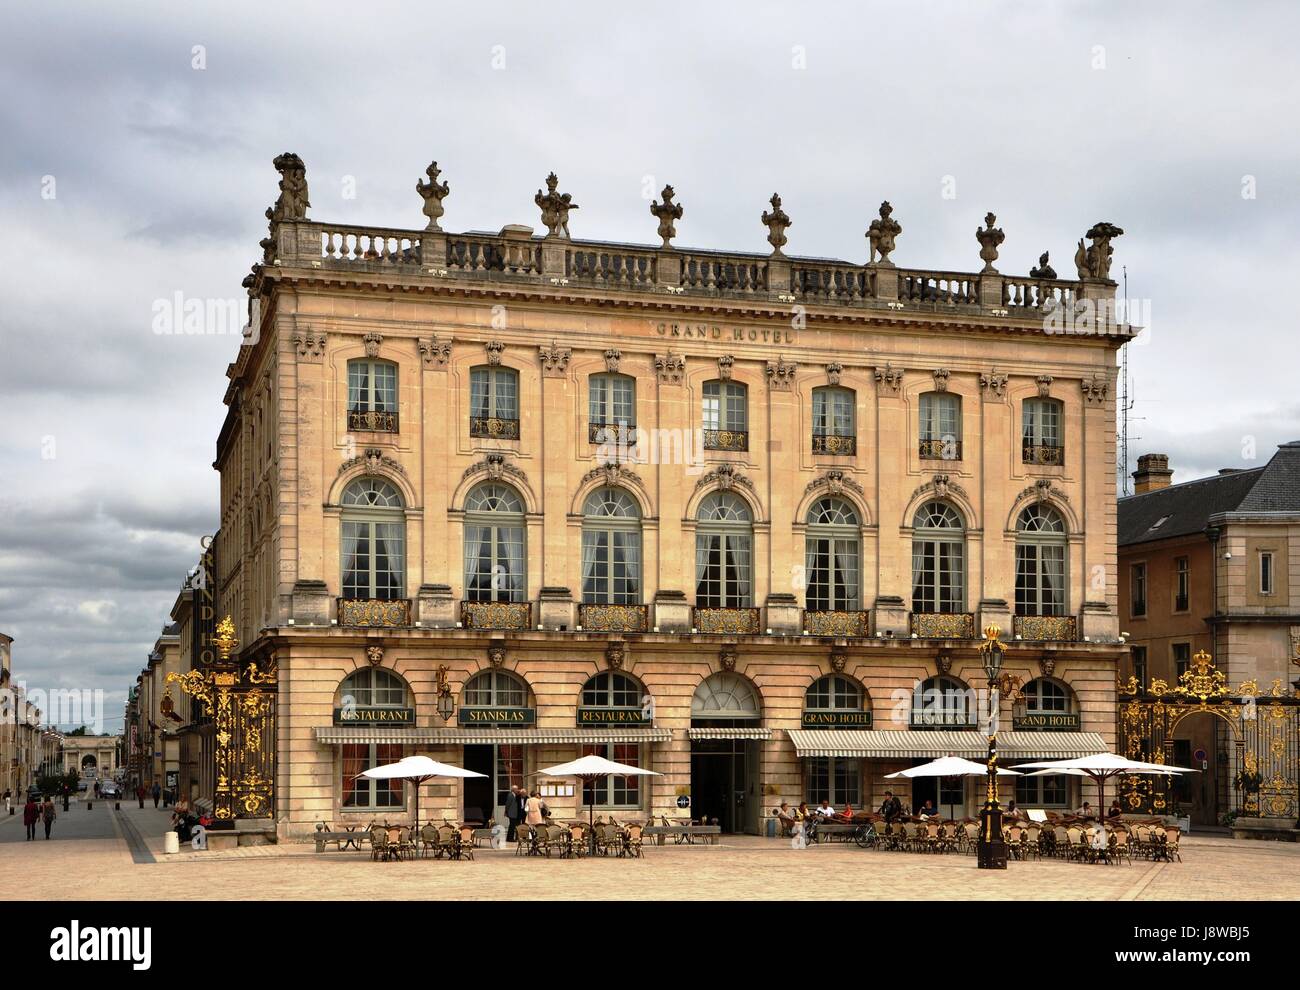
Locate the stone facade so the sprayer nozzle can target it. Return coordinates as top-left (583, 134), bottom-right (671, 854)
top-left (215, 157), bottom-right (1132, 838)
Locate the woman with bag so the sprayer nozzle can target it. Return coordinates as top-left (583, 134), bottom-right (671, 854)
top-left (41, 796), bottom-right (57, 839)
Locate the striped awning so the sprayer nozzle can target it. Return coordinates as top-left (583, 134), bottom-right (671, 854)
top-left (313, 726), bottom-right (672, 746)
top-left (687, 727), bottom-right (773, 740)
top-left (787, 730), bottom-right (1107, 760)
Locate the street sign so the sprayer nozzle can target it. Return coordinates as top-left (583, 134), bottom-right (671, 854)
top-left (676, 795), bottom-right (690, 809)
top-left (1194, 748), bottom-right (1207, 763)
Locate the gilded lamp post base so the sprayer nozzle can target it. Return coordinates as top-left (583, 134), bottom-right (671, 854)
top-left (977, 804), bottom-right (1007, 869)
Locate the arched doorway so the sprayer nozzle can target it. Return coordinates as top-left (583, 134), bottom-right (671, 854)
top-left (1170, 710), bottom-right (1226, 827)
top-left (690, 672), bottom-right (762, 834)
top-left (81, 754), bottom-right (98, 776)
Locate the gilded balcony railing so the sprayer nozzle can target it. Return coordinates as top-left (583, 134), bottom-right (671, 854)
top-left (703, 429), bottom-right (748, 452)
top-left (470, 416), bottom-right (520, 440)
top-left (348, 408), bottom-right (399, 433)
top-left (910, 612), bottom-right (976, 639)
top-left (693, 607), bottom-right (761, 635)
top-left (918, 437), bottom-right (962, 461)
top-left (1013, 615), bottom-right (1077, 642)
top-left (588, 422), bottom-right (637, 445)
top-left (337, 598), bottom-right (412, 628)
top-left (1023, 443), bottom-right (1065, 466)
top-left (579, 604), bottom-right (649, 632)
top-left (460, 600), bottom-right (532, 630)
top-left (804, 610), bottom-right (871, 637)
top-left (812, 433), bottom-right (856, 456)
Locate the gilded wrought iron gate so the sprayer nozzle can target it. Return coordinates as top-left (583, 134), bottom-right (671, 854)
top-left (1117, 650), bottom-right (1299, 820)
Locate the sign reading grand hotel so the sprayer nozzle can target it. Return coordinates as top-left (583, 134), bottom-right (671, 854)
top-left (334, 706), bottom-right (415, 726)
top-left (458, 707), bottom-right (536, 727)
top-left (656, 321), bottom-right (796, 345)
top-left (1013, 713), bottom-right (1081, 730)
top-left (577, 707), bottom-right (652, 726)
top-left (801, 710), bottom-right (873, 729)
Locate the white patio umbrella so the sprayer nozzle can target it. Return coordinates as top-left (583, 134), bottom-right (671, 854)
top-left (535, 755), bottom-right (662, 854)
top-left (1014, 753), bottom-right (1196, 819)
top-left (885, 755), bottom-right (1022, 819)
top-left (358, 755), bottom-right (486, 828)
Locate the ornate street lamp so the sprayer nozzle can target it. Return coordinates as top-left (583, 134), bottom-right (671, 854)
top-left (977, 623), bottom-right (1009, 870)
top-left (435, 665), bottom-right (455, 723)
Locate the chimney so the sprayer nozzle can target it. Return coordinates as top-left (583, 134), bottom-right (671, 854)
top-left (1133, 453), bottom-right (1173, 493)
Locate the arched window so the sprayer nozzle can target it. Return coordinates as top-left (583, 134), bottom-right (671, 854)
top-left (919, 392), bottom-right (961, 460)
top-left (464, 483), bottom-right (526, 602)
top-left (581, 671), bottom-right (644, 709)
top-left (1022, 398), bottom-right (1064, 465)
top-left (341, 479), bottom-right (405, 600)
top-left (702, 380), bottom-right (748, 451)
top-left (347, 359), bottom-right (398, 432)
top-left (1015, 505), bottom-right (1067, 616)
top-left (588, 373), bottom-right (636, 444)
top-left (1021, 677), bottom-right (1075, 715)
top-left (805, 497), bottom-right (860, 611)
top-left (695, 492), bottom-right (753, 608)
top-left (337, 668), bottom-right (409, 811)
top-left (581, 488), bottom-right (641, 605)
top-left (805, 674), bottom-right (862, 712)
top-left (911, 501), bottom-right (965, 614)
top-left (811, 386), bottom-right (856, 455)
top-left (910, 675), bottom-right (975, 728)
top-left (463, 669), bottom-right (528, 708)
top-left (470, 366), bottom-right (520, 439)
top-left (691, 672), bottom-right (761, 720)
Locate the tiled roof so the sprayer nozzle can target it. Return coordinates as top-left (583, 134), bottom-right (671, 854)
top-left (1118, 442), bottom-right (1300, 547)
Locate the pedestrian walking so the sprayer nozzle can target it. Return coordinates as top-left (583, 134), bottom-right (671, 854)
top-left (3, 788), bottom-right (11, 816)
top-left (41, 797), bottom-right (57, 839)
top-left (504, 784), bottom-right (522, 842)
top-left (23, 796), bottom-right (39, 840)
top-left (136, 783), bottom-right (146, 809)
top-left (151, 782), bottom-right (161, 808)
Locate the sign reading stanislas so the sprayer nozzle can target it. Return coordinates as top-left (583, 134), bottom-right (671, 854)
top-left (800, 710), bottom-right (873, 729)
top-left (577, 707), bottom-right (652, 725)
top-left (458, 707), bottom-right (536, 727)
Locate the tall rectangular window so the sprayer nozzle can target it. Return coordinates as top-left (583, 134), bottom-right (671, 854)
top-left (919, 393), bottom-right (961, 460)
top-left (588, 374), bottom-right (635, 443)
top-left (341, 743), bottom-right (403, 809)
top-left (580, 743), bottom-right (641, 808)
top-left (1131, 646), bottom-right (1147, 690)
top-left (1173, 642), bottom-right (1191, 680)
top-left (811, 387), bottom-right (856, 454)
top-left (1260, 551), bottom-right (1275, 595)
top-left (1174, 556), bottom-right (1190, 612)
top-left (702, 380), bottom-right (748, 450)
top-left (1022, 399), bottom-right (1064, 465)
top-left (469, 367), bottom-right (520, 439)
top-left (347, 360), bottom-right (398, 432)
top-left (1131, 563), bottom-right (1147, 617)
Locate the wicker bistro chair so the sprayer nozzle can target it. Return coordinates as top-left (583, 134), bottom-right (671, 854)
top-left (569, 822), bottom-right (591, 857)
top-left (1110, 827), bottom-right (1133, 865)
top-left (594, 822), bottom-right (620, 857)
top-left (1006, 825), bottom-right (1023, 860)
top-left (961, 822), bottom-right (979, 854)
top-left (622, 822), bottom-right (645, 858)
top-left (1053, 825), bottom-right (1072, 860)
top-left (1163, 826), bottom-right (1181, 863)
top-left (515, 824), bottom-right (534, 857)
top-left (370, 826), bottom-right (390, 862)
top-left (456, 824), bottom-right (477, 861)
top-left (1023, 824), bottom-right (1042, 861)
top-left (419, 823), bottom-right (439, 859)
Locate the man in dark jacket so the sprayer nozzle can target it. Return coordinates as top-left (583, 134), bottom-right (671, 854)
top-left (879, 791), bottom-right (903, 822)
top-left (23, 797), bottom-right (40, 840)
top-left (504, 785), bottom-right (522, 842)
top-left (136, 783), bottom-right (146, 809)
top-left (151, 782), bottom-right (161, 808)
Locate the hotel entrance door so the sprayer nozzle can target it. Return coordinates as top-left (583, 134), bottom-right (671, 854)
top-left (690, 737), bottom-right (757, 834)
top-left (462, 744), bottom-right (524, 825)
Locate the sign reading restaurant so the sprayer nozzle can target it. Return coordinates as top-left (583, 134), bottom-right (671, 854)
top-left (577, 707), bottom-right (652, 726)
top-left (801, 710), bottom-right (873, 729)
top-left (458, 707), bottom-right (536, 727)
top-left (1012, 713), bottom-right (1081, 730)
top-left (333, 707), bottom-right (415, 725)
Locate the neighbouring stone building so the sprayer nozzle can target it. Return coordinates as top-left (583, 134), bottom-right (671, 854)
top-left (203, 155), bottom-right (1135, 840)
top-left (1119, 444), bottom-right (1300, 828)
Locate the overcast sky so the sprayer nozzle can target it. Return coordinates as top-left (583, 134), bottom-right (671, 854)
top-left (1, 1), bottom-right (1297, 730)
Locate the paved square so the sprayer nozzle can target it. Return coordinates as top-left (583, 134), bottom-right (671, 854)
top-left (4, 801), bottom-right (1298, 901)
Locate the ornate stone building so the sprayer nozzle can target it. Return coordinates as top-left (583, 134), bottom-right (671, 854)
top-left (213, 156), bottom-right (1133, 839)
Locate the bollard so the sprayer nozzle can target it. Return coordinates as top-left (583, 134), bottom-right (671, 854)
top-left (87, 800), bottom-right (93, 811)
top-left (115, 801), bottom-right (121, 811)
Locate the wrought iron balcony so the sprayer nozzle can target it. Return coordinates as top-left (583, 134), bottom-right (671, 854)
top-left (804, 610), bottom-right (871, 637)
top-left (460, 600), bottom-right (532, 630)
top-left (579, 603), bottom-right (649, 632)
top-left (347, 408), bottom-right (398, 433)
top-left (693, 607), bottom-right (761, 635)
top-left (588, 422), bottom-right (637, 445)
top-left (702, 429), bottom-right (748, 452)
top-left (918, 437), bottom-right (962, 461)
top-left (1012, 614), bottom-right (1078, 642)
top-left (909, 612), bottom-right (976, 639)
top-left (470, 416), bottom-right (520, 440)
top-left (337, 598), bottom-right (412, 628)
top-left (812, 433), bottom-right (856, 456)
top-left (1022, 443), bottom-right (1065, 466)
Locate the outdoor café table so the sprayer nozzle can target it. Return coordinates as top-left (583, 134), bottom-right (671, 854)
top-left (643, 825), bottom-right (721, 846)
top-left (812, 822), bottom-right (861, 843)
top-left (313, 823), bottom-right (363, 853)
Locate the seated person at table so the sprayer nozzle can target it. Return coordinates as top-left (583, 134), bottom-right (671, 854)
top-left (795, 802), bottom-right (811, 820)
top-left (879, 791), bottom-right (903, 822)
top-left (1005, 799), bottom-right (1021, 819)
top-left (816, 799), bottom-right (836, 817)
top-left (832, 802), bottom-right (855, 822)
top-left (1076, 801), bottom-right (1094, 819)
top-left (915, 798), bottom-right (938, 818)
top-left (1108, 799), bottom-right (1123, 819)
top-left (776, 802), bottom-right (797, 833)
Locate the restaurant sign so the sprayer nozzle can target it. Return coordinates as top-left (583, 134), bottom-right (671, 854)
top-left (577, 707), bottom-right (652, 726)
top-left (1013, 713), bottom-right (1081, 730)
top-left (458, 707), bottom-right (536, 727)
top-left (801, 710), bottom-right (873, 729)
top-left (333, 707), bottom-right (415, 726)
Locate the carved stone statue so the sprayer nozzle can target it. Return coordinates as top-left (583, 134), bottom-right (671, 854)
top-left (1030, 251), bottom-right (1057, 279)
top-left (535, 172), bottom-right (578, 239)
top-left (271, 152), bottom-right (310, 222)
top-left (761, 193), bottom-right (791, 255)
top-left (975, 212), bottom-right (1004, 273)
top-left (416, 161), bottom-right (450, 231)
top-left (1074, 221), bottom-right (1124, 280)
top-left (650, 184), bottom-right (683, 248)
top-left (866, 201), bottom-right (901, 265)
